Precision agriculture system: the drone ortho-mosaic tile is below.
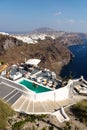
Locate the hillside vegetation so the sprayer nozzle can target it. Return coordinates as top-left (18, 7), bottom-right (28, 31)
top-left (70, 100), bottom-right (87, 125)
top-left (0, 99), bottom-right (14, 129)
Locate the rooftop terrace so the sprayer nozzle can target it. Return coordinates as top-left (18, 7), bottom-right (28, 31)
top-left (2, 63), bottom-right (62, 90)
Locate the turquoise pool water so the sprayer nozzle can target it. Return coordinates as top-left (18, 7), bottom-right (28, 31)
top-left (19, 79), bottom-right (51, 93)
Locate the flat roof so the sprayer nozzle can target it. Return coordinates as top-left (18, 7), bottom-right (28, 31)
top-left (25, 59), bottom-right (41, 66)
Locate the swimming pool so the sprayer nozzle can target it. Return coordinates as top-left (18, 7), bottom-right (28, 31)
top-left (19, 79), bottom-right (51, 93)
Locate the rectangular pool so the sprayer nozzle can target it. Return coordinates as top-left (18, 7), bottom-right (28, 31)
top-left (19, 79), bottom-right (51, 93)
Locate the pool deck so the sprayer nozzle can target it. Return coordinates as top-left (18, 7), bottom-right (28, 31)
top-left (0, 80), bottom-right (86, 115)
top-left (0, 79), bottom-right (86, 114)
top-left (0, 81), bottom-right (74, 114)
top-left (0, 75), bottom-right (87, 123)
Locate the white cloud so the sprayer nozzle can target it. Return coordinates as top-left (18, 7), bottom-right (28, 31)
top-left (54, 11), bottom-right (62, 16)
top-left (67, 19), bottom-right (76, 24)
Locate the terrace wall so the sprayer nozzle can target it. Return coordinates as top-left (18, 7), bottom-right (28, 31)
top-left (34, 85), bottom-right (69, 101)
top-left (54, 86), bottom-right (69, 101)
top-left (35, 91), bottom-right (54, 101)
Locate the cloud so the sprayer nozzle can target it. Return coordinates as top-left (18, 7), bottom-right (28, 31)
top-left (54, 11), bottom-right (62, 16)
top-left (67, 19), bottom-right (76, 24)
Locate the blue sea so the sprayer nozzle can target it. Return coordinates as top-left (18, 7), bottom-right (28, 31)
top-left (60, 39), bottom-right (87, 80)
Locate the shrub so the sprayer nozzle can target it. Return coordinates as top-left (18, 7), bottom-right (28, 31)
top-left (42, 127), bottom-right (47, 130)
top-left (63, 122), bottom-right (71, 130)
top-left (25, 115), bottom-right (36, 122)
top-left (70, 100), bottom-right (87, 125)
top-left (49, 125), bottom-right (54, 130)
top-left (0, 61), bottom-right (5, 65)
top-left (12, 120), bottom-right (25, 130)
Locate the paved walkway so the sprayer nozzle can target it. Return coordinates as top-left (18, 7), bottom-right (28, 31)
top-left (12, 95), bottom-right (75, 114)
top-left (53, 107), bottom-right (69, 123)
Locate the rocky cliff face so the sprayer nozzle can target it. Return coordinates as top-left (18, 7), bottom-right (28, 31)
top-left (0, 34), bottom-right (23, 54)
top-left (55, 33), bottom-right (82, 46)
top-left (0, 33), bottom-right (82, 77)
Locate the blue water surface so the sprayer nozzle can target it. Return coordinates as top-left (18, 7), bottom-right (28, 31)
top-left (60, 39), bottom-right (87, 80)
top-left (19, 79), bottom-right (51, 93)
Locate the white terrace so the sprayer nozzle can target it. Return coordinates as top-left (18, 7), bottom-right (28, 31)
top-left (0, 76), bottom-right (87, 122)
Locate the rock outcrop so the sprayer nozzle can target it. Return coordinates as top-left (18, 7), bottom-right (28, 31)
top-left (0, 34), bottom-right (23, 54)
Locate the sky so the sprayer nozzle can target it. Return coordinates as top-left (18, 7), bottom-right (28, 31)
top-left (0, 0), bottom-right (87, 33)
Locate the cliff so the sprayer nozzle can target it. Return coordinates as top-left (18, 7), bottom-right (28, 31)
top-left (0, 33), bottom-right (82, 77)
top-left (0, 34), bottom-right (24, 54)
